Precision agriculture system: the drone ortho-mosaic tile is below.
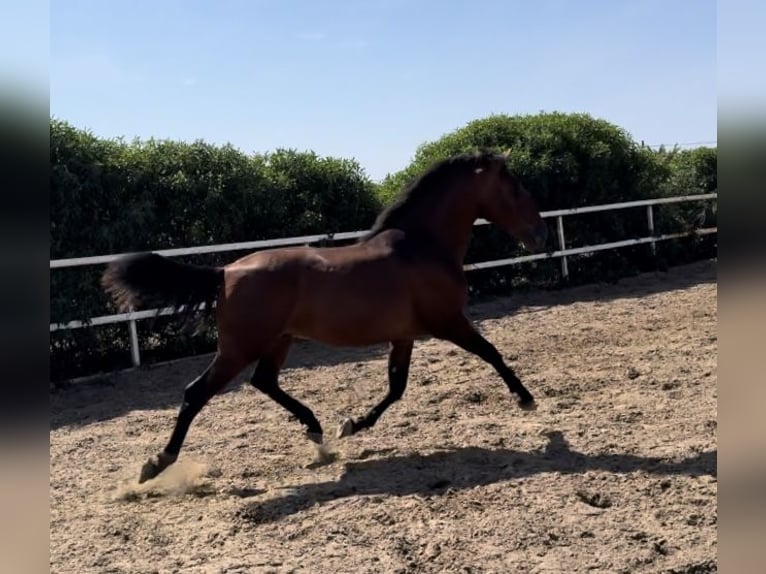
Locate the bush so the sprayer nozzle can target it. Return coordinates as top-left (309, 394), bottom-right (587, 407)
top-left (640, 145), bottom-right (717, 269)
top-left (378, 112), bottom-right (661, 207)
top-left (653, 145), bottom-right (717, 231)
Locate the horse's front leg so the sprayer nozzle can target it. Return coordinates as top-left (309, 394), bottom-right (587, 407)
top-left (337, 339), bottom-right (414, 438)
top-left (433, 314), bottom-right (536, 410)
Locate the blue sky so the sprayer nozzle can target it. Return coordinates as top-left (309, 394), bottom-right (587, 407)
top-left (50, 0), bottom-right (717, 180)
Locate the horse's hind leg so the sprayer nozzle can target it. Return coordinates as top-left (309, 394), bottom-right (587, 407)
top-left (139, 352), bottom-right (245, 483)
top-left (249, 334), bottom-right (325, 444)
top-left (337, 339), bottom-right (414, 438)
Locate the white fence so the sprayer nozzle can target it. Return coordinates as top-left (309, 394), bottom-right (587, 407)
top-left (50, 193), bottom-right (717, 368)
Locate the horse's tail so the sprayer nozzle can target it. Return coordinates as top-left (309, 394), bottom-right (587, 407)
top-left (101, 252), bottom-right (225, 330)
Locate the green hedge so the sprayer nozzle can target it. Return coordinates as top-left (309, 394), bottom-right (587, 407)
top-left (50, 114), bottom-right (716, 381)
top-left (653, 145), bottom-right (718, 231)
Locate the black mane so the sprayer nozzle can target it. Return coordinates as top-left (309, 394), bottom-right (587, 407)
top-left (362, 151), bottom-right (502, 240)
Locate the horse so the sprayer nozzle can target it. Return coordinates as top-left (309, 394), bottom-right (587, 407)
top-left (101, 151), bottom-right (549, 484)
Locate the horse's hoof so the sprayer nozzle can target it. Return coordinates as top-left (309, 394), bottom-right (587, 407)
top-left (308, 443), bottom-right (337, 468)
top-left (518, 398), bottom-right (537, 412)
top-left (306, 431), bottom-right (324, 445)
top-left (138, 458), bottom-right (161, 484)
top-left (337, 418), bottom-right (355, 438)
top-left (138, 452), bottom-right (176, 484)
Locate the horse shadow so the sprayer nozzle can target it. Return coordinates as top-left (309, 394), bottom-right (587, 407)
top-left (236, 431), bottom-right (717, 524)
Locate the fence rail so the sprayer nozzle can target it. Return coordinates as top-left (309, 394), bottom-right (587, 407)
top-left (50, 192), bottom-right (717, 367)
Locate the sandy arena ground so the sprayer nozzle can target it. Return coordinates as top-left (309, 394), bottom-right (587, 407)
top-left (50, 260), bottom-right (717, 574)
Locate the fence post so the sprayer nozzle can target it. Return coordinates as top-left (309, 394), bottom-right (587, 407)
top-left (128, 316), bottom-right (141, 367)
top-left (556, 215), bottom-right (569, 280)
top-left (646, 204), bottom-right (656, 256)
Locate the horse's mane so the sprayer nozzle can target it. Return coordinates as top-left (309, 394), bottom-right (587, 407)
top-left (362, 151), bottom-right (501, 240)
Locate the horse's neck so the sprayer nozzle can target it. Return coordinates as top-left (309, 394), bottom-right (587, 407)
top-left (403, 185), bottom-right (478, 264)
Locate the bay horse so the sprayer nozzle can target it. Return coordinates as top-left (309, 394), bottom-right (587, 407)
top-left (101, 151), bottom-right (549, 483)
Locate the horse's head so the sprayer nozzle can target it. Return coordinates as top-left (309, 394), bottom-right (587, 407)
top-left (473, 151), bottom-right (548, 252)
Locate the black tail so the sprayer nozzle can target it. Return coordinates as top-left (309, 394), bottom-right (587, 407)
top-left (102, 252), bottom-right (225, 330)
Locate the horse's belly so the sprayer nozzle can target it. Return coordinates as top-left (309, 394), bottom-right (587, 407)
top-left (287, 277), bottom-right (417, 346)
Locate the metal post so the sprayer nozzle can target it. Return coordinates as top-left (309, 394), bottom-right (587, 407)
top-left (129, 319), bottom-right (141, 367)
top-left (556, 215), bottom-right (569, 280)
top-left (646, 204), bottom-right (656, 256)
